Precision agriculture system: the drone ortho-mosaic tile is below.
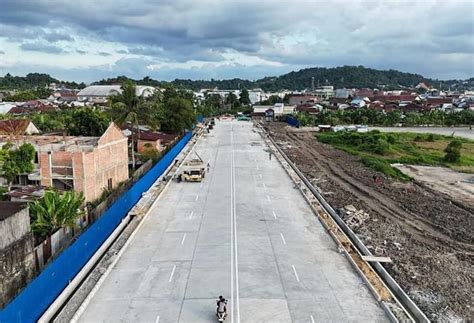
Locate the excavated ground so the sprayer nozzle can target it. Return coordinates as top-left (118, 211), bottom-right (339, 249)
top-left (265, 122), bottom-right (473, 322)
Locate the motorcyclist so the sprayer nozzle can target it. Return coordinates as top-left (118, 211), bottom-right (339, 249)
top-left (216, 296), bottom-right (227, 318)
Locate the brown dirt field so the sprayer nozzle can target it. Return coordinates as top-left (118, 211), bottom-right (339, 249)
top-left (265, 122), bottom-right (473, 322)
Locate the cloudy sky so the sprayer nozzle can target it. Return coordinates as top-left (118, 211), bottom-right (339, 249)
top-left (0, 0), bottom-right (473, 82)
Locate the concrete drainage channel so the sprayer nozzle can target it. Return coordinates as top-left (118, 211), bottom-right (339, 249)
top-left (42, 129), bottom-right (204, 323)
top-left (256, 122), bottom-right (429, 323)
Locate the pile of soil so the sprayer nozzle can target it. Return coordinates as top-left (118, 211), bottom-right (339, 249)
top-left (266, 123), bottom-right (473, 321)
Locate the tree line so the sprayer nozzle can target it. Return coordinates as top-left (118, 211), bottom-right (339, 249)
top-left (5, 66), bottom-right (472, 94)
top-left (295, 108), bottom-right (474, 127)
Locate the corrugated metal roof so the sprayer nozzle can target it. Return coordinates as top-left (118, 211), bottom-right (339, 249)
top-left (77, 85), bottom-right (155, 97)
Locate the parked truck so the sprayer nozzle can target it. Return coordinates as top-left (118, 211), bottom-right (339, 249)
top-left (178, 152), bottom-right (206, 182)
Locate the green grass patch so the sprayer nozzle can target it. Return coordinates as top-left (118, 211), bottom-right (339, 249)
top-left (316, 131), bottom-right (474, 179)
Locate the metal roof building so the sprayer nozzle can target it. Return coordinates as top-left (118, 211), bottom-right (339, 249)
top-left (77, 85), bottom-right (156, 103)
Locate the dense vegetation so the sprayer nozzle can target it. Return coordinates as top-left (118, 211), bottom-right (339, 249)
top-left (29, 190), bottom-right (85, 238)
top-left (295, 108), bottom-right (474, 127)
top-left (6, 66), bottom-right (471, 93)
top-left (0, 73), bottom-right (86, 90)
top-left (317, 131), bottom-right (474, 179)
top-left (170, 66), bottom-right (474, 91)
top-left (93, 75), bottom-right (162, 87)
top-left (0, 143), bottom-right (36, 189)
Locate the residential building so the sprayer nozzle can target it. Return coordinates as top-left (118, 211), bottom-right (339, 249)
top-left (335, 88), bottom-right (353, 98)
top-left (6, 185), bottom-right (47, 202)
top-left (8, 100), bottom-right (57, 115)
top-left (350, 98), bottom-right (367, 108)
top-left (77, 85), bottom-right (156, 103)
top-left (48, 90), bottom-right (78, 103)
top-left (136, 132), bottom-right (176, 154)
top-left (0, 119), bottom-right (40, 136)
top-left (252, 103), bottom-right (295, 120)
top-left (313, 86), bottom-right (335, 99)
top-left (0, 123), bottom-right (129, 202)
top-left (289, 95), bottom-right (319, 106)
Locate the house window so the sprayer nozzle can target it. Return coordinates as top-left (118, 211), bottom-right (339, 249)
top-left (107, 178), bottom-right (113, 190)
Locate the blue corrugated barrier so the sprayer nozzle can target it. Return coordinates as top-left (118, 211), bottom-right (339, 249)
top-left (286, 116), bottom-right (300, 128)
top-left (0, 131), bottom-right (193, 322)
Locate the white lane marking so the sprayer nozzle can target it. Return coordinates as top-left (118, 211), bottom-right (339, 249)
top-left (272, 210), bottom-right (277, 219)
top-left (181, 233), bottom-right (187, 245)
top-left (195, 194), bottom-right (199, 201)
top-left (280, 233), bottom-right (287, 245)
top-left (189, 211), bottom-right (194, 219)
top-left (267, 195), bottom-right (271, 201)
top-left (230, 125), bottom-right (235, 323)
top-left (232, 148), bottom-right (241, 323)
top-left (169, 265), bottom-right (176, 282)
top-left (310, 315), bottom-right (315, 323)
top-left (262, 182), bottom-right (266, 189)
top-left (292, 265), bottom-right (300, 282)
top-left (155, 315), bottom-right (160, 323)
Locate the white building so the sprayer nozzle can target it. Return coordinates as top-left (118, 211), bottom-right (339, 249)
top-left (77, 85), bottom-right (156, 103)
top-left (253, 103), bottom-right (295, 116)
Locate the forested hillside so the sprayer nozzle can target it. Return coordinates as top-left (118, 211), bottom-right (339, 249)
top-left (0, 73), bottom-right (85, 90)
top-left (2, 66), bottom-right (473, 91)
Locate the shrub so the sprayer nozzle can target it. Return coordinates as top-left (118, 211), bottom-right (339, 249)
top-left (444, 139), bottom-right (462, 163)
top-left (387, 134), bottom-right (397, 144)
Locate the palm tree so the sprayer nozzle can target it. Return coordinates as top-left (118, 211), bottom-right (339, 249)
top-left (30, 190), bottom-right (85, 238)
top-left (108, 81), bottom-right (159, 169)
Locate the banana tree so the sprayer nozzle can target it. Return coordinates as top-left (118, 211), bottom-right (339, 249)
top-left (29, 190), bottom-right (85, 238)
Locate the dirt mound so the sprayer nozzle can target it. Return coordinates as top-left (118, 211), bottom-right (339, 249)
top-left (266, 122), bottom-right (473, 321)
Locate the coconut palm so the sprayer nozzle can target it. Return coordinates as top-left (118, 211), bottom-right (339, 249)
top-left (30, 190), bottom-right (85, 238)
top-left (108, 80), bottom-right (159, 169)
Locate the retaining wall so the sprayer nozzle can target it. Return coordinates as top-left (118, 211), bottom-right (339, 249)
top-left (0, 131), bottom-right (193, 322)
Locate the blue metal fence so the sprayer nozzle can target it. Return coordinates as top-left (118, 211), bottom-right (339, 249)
top-left (0, 131), bottom-right (193, 323)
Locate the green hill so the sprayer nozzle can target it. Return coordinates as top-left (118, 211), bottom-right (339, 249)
top-left (171, 66), bottom-right (473, 91)
top-left (2, 66), bottom-right (473, 91)
top-left (0, 73), bottom-right (85, 90)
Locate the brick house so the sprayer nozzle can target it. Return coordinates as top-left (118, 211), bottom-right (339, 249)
top-left (136, 131), bottom-right (177, 154)
top-left (0, 123), bottom-right (129, 202)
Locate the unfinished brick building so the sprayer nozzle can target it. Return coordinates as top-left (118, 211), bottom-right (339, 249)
top-left (0, 123), bottom-right (129, 202)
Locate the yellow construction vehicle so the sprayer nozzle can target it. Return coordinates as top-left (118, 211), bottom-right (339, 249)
top-left (178, 152), bottom-right (206, 182)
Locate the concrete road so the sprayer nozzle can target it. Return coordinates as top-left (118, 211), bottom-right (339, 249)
top-left (78, 120), bottom-right (388, 323)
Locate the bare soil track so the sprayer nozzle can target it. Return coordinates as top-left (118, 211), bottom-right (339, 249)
top-left (265, 123), bottom-right (473, 321)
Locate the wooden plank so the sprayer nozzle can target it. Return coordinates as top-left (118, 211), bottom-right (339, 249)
top-left (361, 255), bottom-right (392, 263)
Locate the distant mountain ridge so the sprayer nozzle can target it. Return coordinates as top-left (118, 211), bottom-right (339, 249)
top-left (2, 66), bottom-right (473, 91)
top-left (94, 65), bottom-right (474, 91)
top-left (170, 66), bottom-right (473, 91)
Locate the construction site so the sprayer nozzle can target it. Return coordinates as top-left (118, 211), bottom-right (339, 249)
top-left (264, 122), bottom-right (473, 322)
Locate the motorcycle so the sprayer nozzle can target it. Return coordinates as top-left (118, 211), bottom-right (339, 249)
top-left (216, 310), bottom-right (226, 322)
top-left (216, 299), bottom-right (228, 322)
